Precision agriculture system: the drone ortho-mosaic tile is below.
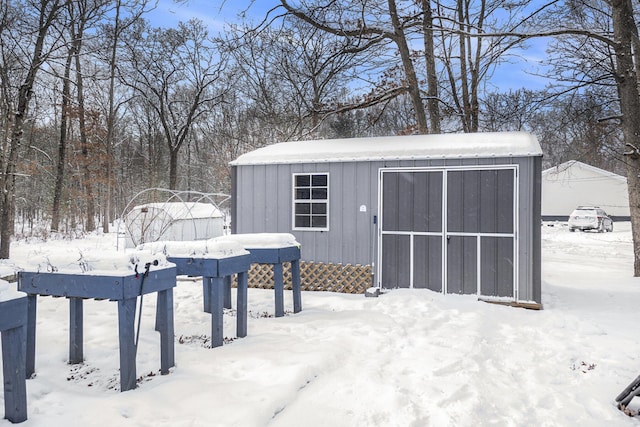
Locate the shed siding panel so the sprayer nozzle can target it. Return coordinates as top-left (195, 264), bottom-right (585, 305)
top-left (480, 237), bottom-right (514, 297)
top-left (447, 236), bottom-right (477, 294)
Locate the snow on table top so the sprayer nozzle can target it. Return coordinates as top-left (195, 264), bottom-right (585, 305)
top-left (18, 248), bottom-right (172, 276)
top-left (213, 233), bottom-right (300, 249)
top-left (136, 239), bottom-right (249, 259)
top-left (0, 280), bottom-right (25, 302)
top-left (230, 132), bottom-right (542, 165)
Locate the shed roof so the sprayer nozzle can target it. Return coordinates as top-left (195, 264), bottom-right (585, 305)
top-left (231, 132), bottom-right (542, 166)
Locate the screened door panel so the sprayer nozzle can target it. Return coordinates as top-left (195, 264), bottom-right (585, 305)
top-left (447, 170), bottom-right (480, 233)
top-left (480, 237), bottom-right (514, 298)
top-left (448, 169), bottom-right (514, 233)
top-left (446, 236), bottom-right (477, 294)
top-left (382, 171), bottom-right (442, 232)
top-left (381, 234), bottom-right (410, 288)
top-left (413, 236), bottom-right (442, 291)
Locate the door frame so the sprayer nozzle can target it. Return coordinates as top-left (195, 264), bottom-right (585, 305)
top-left (377, 165), bottom-right (520, 301)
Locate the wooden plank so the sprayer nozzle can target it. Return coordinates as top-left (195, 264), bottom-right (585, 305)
top-left (291, 259), bottom-right (302, 313)
top-left (273, 263), bottom-right (284, 317)
top-left (236, 272), bottom-right (248, 338)
top-left (156, 289), bottom-right (175, 374)
top-left (68, 297), bottom-right (83, 364)
top-left (117, 298), bottom-right (137, 392)
top-left (2, 325), bottom-right (27, 423)
top-left (479, 298), bottom-right (543, 310)
top-left (210, 277), bottom-right (224, 348)
top-left (25, 295), bottom-right (37, 378)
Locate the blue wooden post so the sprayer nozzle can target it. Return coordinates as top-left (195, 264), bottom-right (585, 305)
top-left (68, 297), bottom-right (83, 364)
top-left (2, 325), bottom-right (27, 423)
top-left (1, 295), bottom-right (28, 423)
top-left (25, 295), bottom-right (36, 378)
top-left (291, 259), bottom-right (302, 313)
top-left (224, 275), bottom-right (232, 309)
top-left (156, 289), bottom-right (175, 374)
top-left (117, 298), bottom-right (137, 392)
top-left (210, 277), bottom-right (224, 348)
top-left (236, 272), bottom-right (248, 337)
top-left (273, 263), bottom-right (284, 317)
top-left (202, 278), bottom-right (211, 313)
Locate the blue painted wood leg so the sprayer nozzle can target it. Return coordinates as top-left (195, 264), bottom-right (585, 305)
top-left (68, 297), bottom-right (83, 364)
top-left (236, 272), bottom-right (248, 338)
top-left (291, 260), bottom-right (302, 313)
top-left (202, 277), bottom-right (211, 313)
top-left (156, 289), bottom-right (175, 374)
top-left (224, 275), bottom-right (232, 309)
top-left (2, 326), bottom-right (27, 423)
top-left (210, 277), bottom-right (224, 348)
top-left (117, 298), bottom-right (137, 392)
top-left (25, 295), bottom-right (37, 378)
top-left (273, 263), bottom-right (284, 318)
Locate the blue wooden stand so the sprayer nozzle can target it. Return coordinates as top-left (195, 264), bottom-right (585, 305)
top-left (246, 246), bottom-right (302, 317)
top-left (17, 266), bottom-right (176, 392)
top-left (167, 254), bottom-right (251, 348)
top-left (0, 294), bottom-right (28, 423)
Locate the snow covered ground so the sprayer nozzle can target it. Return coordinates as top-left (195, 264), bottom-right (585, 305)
top-left (2, 223), bottom-right (640, 426)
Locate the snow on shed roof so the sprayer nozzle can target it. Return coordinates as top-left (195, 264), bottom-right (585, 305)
top-left (231, 132), bottom-right (542, 166)
top-left (130, 202), bottom-right (223, 219)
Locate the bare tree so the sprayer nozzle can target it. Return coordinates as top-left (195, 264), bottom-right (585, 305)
top-left (118, 18), bottom-right (228, 190)
top-left (0, 0), bottom-right (64, 258)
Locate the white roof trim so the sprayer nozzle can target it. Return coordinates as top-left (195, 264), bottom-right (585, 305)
top-left (230, 132), bottom-right (542, 166)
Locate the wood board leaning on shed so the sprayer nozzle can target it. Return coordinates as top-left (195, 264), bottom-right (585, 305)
top-left (230, 132), bottom-right (542, 308)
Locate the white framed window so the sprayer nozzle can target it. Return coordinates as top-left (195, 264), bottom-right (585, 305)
top-left (293, 173), bottom-right (329, 230)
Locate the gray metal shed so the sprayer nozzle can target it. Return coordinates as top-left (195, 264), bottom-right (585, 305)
top-left (231, 132), bottom-right (542, 306)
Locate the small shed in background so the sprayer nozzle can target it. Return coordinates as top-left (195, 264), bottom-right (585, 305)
top-left (231, 132), bottom-right (543, 307)
top-left (542, 160), bottom-right (630, 220)
top-left (123, 202), bottom-right (225, 248)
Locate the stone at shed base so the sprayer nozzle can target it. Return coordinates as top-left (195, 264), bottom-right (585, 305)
top-left (365, 287), bottom-right (380, 298)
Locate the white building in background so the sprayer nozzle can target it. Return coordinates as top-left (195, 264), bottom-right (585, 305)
top-left (123, 202), bottom-right (225, 248)
top-left (542, 160), bottom-right (630, 220)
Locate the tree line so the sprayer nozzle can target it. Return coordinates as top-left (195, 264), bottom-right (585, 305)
top-left (0, 0), bottom-right (637, 270)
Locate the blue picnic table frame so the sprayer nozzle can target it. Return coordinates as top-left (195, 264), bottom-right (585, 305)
top-left (245, 246), bottom-right (302, 317)
top-left (0, 293), bottom-right (28, 423)
top-left (17, 266), bottom-right (176, 392)
top-left (167, 254), bottom-right (251, 348)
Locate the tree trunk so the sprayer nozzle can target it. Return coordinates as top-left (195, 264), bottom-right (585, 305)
top-left (421, 0), bottom-right (441, 134)
top-left (611, 0), bottom-right (640, 275)
top-left (102, 0), bottom-right (123, 234)
top-left (51, 48), bottom-right (73, 233)
top-left (169, 148), bottom-right (178, 190)
top-left (388, 0), bottom-right (428, 134)
top-left (73, 24), bottom-right (95, 232)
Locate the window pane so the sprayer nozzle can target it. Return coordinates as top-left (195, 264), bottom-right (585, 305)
top-left (295, 216), bottom-right (311, 228)
top-left (295, 203), bottom-right (311, 214)
top-left (312, 174), bottom-right (327, 186)
top-left (295, 175), bottom-right (310, 186)
top-left (296, 189), bottom-right (310, 200)
top-left (311, 188), bottom-right (327, 200)
top-left (312, 203), bottom-right (326, 214)
top-left (312, 216), bottom-right (327, 228)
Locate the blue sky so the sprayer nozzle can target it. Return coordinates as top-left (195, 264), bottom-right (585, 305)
top-left (145, 0), bottom-right (275, 31)
top-left (146, 0), bottom-right (550, 92)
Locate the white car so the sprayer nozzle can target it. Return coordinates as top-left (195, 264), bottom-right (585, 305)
top-left (568, 206), bottom-right (614, 232)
